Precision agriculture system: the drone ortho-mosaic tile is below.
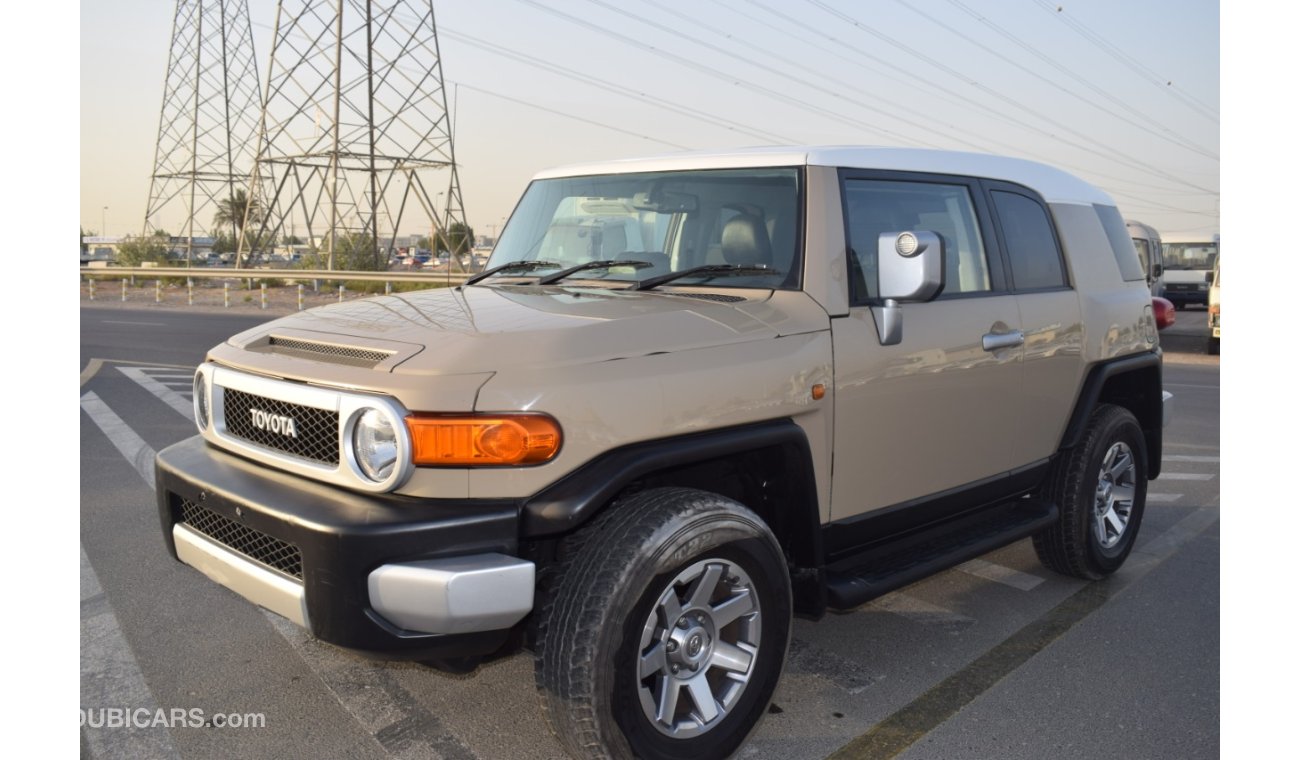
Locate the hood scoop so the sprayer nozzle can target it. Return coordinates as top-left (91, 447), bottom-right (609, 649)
top-left (248, 334), bottom-right (397, 369)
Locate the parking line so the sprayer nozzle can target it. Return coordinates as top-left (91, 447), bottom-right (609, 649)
top-left (1163, 455), bottom-right (1220, 463)
top-left (957, 559), bottom-right (1046, 591)
top-left (118, 367), bottom-right (193, 422)
top-left (827, 504), bottom-right (1219, 760)
top-left (869, 593), bottom-right (974, 633)
top-left (80, 392), bottom-right (157, 484)
top-left (1157, 473), bottom-right (1215, 481)
top-left (1146, 493), bottom-right (1183, 503)
top-left (81, 546), bottom-right (181, 760)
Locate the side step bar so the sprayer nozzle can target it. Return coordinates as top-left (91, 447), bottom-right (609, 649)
top-left (824, 499), bottom-right (1058, 610)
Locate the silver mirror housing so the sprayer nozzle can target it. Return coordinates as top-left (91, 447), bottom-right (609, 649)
top-left (871, 231), bottom-right (945, 347)
top-left (878, 230), bottom-right (944, 302)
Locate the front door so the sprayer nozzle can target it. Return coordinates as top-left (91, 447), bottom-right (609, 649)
top-left (830, 172), bottom-right (1025, 519)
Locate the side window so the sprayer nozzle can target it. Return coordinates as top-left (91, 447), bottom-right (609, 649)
top-left (843, 179), bottom-right (991, 304)
top-left (991, 190), bottom-right (1068, 290)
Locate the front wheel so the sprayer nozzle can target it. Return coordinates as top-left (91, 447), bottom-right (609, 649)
top-left (1034, 404), bottom-right (1148, 579)
top-left (534, 488), bottom-right (791, 760)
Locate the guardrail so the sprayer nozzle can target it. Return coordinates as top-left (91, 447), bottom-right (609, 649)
top-left (80, 266), bottom-right (474, 311)
top-left (78, 266), bottom-right (472, 284)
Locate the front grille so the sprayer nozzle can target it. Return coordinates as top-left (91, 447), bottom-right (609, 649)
top-left (223, 388), bottom-right (339, 464)
top-left (179, 499), bottom-right (303, 580)
top-left (266, 336), bottom-right (393, 368)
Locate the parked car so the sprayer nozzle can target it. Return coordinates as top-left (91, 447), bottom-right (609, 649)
top-left (1207, 253), bottom-right (1220, 354)
top-left (158, 146), bottom-right (1170, 760)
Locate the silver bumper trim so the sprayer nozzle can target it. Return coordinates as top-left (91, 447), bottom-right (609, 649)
top-left (1162, 390), bottom-right (1174, 428)
top-left (173, 524), bottom-right (310, 628)
top-left (368, 554), bottom-right (535, 635)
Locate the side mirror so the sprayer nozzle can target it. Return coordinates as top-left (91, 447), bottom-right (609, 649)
top-left (1152, 263), bottom-right (1163, 278)
top-left (872, 231), bottom-right (945, 346)
top-left (1206, 271), bottom-right (1215, 284)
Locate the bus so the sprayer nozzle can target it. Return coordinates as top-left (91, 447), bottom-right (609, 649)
top-left (1125, 219), bottom-right (1165, 297)
top-left (1161, 234), bottom-right (1218, 309)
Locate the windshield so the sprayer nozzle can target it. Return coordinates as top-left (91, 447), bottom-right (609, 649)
top-left (487, 168), bottom-right (802, 289)
top-left (1162, 242), bottom-right (1218, 271)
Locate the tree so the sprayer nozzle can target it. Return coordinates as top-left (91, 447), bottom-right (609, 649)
top-left (332, 231), bottom-right (385, 271)
top-left (445, 222), bottom-right (475, 255)
top-left (213, 189), bottom-right (262, 244)
top-left (115, 234), bottom-right (169, 266)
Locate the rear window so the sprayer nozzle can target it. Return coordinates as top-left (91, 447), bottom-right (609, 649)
top-left (1094, 205), bottom-right (1146, 282)
top-left (991, 190), bottom-right (1067, 290)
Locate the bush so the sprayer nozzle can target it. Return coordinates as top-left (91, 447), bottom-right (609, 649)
top-left (115, 235), bottom-right (169, 266)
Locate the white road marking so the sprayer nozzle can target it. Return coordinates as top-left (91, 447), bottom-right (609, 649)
top-left (118, 367), bottom-right (193, 422)
top-left (869, 593), bottom-right (974, 632)
top-left (81, 547), bottom-right (181, 760)
top-left (79, 404), bottom-right (179, 758)
top-left (1146, 493), bottom-right (1182, 503)
top-left (1163, 455), bottom-right (1220, 463)
top-left (956, 558), bottom-right (1046, 591)
top-left (80, 392), bottom-right (157, 484)
top-left (102, 320), bottom-right (165, 326)
top-left (1158, 473), bottom-right (1215, 481)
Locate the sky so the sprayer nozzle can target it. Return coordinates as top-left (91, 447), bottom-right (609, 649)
top-left (80, 0), bottom-right (1220, 242)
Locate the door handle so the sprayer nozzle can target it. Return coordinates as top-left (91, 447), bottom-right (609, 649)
top-left (982, 330), bottom-right (1025, 352)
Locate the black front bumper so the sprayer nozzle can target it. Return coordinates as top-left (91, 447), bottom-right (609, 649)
top-left (156, 436), bottom-right (521, 660)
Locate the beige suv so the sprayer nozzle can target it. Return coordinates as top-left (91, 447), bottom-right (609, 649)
top-left (157, 146), bottom-right (1171, 760)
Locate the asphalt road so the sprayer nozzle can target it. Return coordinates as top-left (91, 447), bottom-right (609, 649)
top-left (80, 304), bottom-right (1219, 760)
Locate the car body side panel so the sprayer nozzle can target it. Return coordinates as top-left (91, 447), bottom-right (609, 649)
top-left (470, 328), bottom-right (835, 522)
top-left (1050, 203), bottom-right (1158, 364)
top-left (1014, 290), bottom-right (1085, 464)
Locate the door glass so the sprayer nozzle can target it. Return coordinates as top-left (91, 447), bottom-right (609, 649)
top-left (992, 190), bottom-right (1068, 290)
top-left (844, 179), bottom-right (990, 304)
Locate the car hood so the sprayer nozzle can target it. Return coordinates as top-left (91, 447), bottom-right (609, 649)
top-left (221, 284), bottom-right (829, 376)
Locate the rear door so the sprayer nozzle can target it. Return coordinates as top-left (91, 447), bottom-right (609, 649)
top-left (830, 171), bottom-right (1024, 519)
top-left (983, 182), bottom-right (1084, 466)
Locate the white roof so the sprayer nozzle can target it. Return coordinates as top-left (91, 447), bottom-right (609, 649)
top-left (533, 145), bottom-right (1114, 206)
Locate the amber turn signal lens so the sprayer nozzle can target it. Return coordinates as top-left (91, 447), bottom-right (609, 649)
top-left (406, 414), bottom-right (562, 466)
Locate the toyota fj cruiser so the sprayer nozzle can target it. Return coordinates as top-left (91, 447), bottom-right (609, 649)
top-left (156, 146), bottom-right (1171, 759)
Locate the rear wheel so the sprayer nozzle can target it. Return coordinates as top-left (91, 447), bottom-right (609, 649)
top-left (1034, 404), bottom-right (1148, 579)
top-left (534, 487), bottom-right (791, 760)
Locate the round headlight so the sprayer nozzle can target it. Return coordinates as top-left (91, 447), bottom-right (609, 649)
top-left (352, 409), bottom-right (398, 482)
top-left (193, 372), bottom-right (210, 432)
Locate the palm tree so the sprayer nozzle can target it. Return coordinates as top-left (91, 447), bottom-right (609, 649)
top-left (213, 189), bottom-right (262, 264)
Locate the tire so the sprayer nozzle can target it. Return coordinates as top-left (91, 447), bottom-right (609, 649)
top-left (534, 487), bottom-right (791, 760)
top-left (1033, 404), bottom-right (1148, 580)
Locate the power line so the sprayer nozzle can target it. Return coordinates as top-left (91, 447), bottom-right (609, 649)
top-left (438, 26), bottom-right (793, 144)
top-left (799, 0), bottom-right (1218, 195)
top-left (448, 81), bottom-right (693, 151)
top-left (508, 0), bottom-right (942, 149)
top-left (922, 0), bottom-right (1217, 160)
top-left (1031, 0), bottom-right (1219, 121)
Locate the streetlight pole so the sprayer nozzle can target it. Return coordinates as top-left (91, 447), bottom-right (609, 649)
top-left (102, 206), bottom-right (108, 237)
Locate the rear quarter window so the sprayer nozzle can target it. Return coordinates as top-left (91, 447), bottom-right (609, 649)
top-left (1094, 204), bottom-right (1147, 282)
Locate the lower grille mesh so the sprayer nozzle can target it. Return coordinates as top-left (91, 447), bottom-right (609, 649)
top-left (179, 499), bottom-right (303, 580)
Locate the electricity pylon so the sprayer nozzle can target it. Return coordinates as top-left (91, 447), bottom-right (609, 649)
top-left (239, 0), bottom-right (468, 271)
top-left (143, 0), bottom-right (263, 263)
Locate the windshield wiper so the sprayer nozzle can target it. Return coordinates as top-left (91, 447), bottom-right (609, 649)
top-left (463, 260), bottom-right (564, 287)
top-left (535, 259), bottom-right (652, 285)
top-left (634, 264), bottom-right (782, 291)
